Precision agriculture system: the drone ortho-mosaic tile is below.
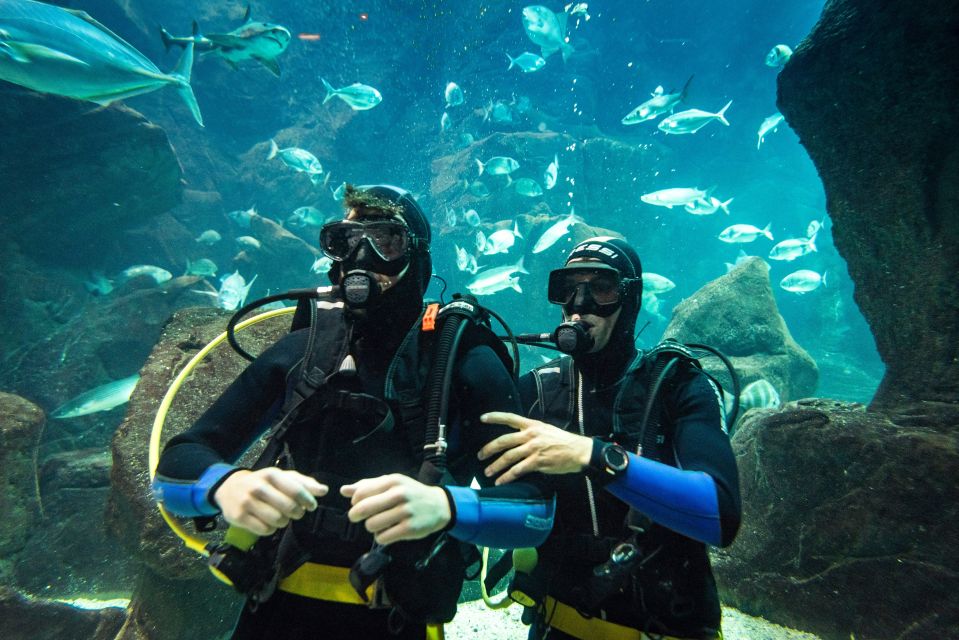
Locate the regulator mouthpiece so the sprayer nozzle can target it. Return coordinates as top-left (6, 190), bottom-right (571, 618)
top-left (553, 320), bottom-right (594, 356)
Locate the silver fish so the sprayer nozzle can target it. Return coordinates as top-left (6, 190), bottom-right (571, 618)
top-left (466, 180), bottom-right (491, 198)
top-left (477, 156), bottom-right (520, 176)
top-left (513, 177), bottom-right (543, 197)
top-left (228, 205), bottom-right (258, 228)
top-left (532, 211), bottom-right (583, 254)
top-left (507, 51), bottom-right (546, 73)
top-left (642, 273), bottom-right (675, 295)
top-left (321, 78), bottom-right (382, 110)
top-left (467, 258), bottom-right (529, 296)
top-left (119, 264), bottom-right (172, 284)
top-left (464, 208), bottom-right (481, 227)
top-left (185, 258), bottom-right (217, 277)
top-left (236, 235), bottom-right (261, 250)
top-left (684, 196), bottom-right (733, 216)
top-left (768, 236), bottom-right (817, 261)
top-left (474, 230), bottom-right (487, 252)
top-left (641, 187), bottom-right (712, 209)
top-left (217, 271), bottom-right (257, 310)
top-left (51, 374), bottom-right (140, 419)
top-left (765, 44), bottom-right (792, 68)
top-left (780, 269), bottom-right (825, 293)
top-left (522, 5), bottom-right (574, 61)
top-left (739, 379), bottom-right (781, 412)
top-left (287, 206), bottom-right (326, 228)
top-left (621, 76), bottom-right (693, 125)
top-left (268, 140), bottom-right (324, 184)
top-left (757, 112), bottom-right (785, 149)
top-left (483, 221), bottom-right (523, 255)
top-left (160, 6), bottom-right (291, 77)
top-left (444, 81), bottom-right (464, 108)
top-left (718, 224), bottom-right (773, 244)
top-left (0, 0), bottom-right (202, 124)
top-left (195, 229), bottom-right (222, 245)
top-left (544, 154), bottom-right (559, 190)
top-left (658, 101), bottom-right (732, 135)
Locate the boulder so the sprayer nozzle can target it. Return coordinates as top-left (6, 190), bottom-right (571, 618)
top-left (776, 0), bottom-right (959, 413)
top-left (0, 586), bottom-right (125, 640)
top-left (663, 257), bottom-right (818, 408)
top-left (14, 448), bottom-right (136, 598)
top-left (108, 307), bottom-right (286, 640)
top-left (0, 393), bottom-right (43, 564)
top-left (713, 399), bottom-right (959, 639)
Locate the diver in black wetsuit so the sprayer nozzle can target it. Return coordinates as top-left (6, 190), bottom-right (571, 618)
top-left (153, 185), bottom-right (555, 640)
top-left (480, 236), bottom-right (741, 640)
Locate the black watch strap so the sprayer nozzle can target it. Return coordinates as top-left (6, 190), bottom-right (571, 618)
top-left (585, 439), bottom-right (629, 486)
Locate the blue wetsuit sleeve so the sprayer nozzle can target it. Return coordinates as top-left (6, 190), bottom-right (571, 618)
top-left (444, 343), bottom-right (556, 549)
top-left (606, 368), bottom-right (741, 547)
top-left (445, 485), bottom-right (555, 548)
top-left (605, 452), bottom-right (722, 546)
top-left (152, 462), bottom-right (239, 517)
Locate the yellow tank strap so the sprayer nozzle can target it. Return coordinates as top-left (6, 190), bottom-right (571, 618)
top-left (545, 597), bottom-right (700, 640)
top-left (278, 562), bottom-right (372, 604)
top-left (278, 562), bottom-right (445, 640)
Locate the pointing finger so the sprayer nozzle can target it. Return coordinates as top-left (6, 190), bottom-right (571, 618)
top-left (480, 412), bottom-right (528, 430)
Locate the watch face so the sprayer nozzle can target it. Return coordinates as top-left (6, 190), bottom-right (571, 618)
top-left (604, 445), bottom-right (629, 472)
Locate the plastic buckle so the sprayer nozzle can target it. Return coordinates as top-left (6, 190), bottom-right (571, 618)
top-left (422, 303), bottom-right (439, 331)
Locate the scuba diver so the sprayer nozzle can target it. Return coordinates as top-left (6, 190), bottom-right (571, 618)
top-left (479, 236), bottom-right (741, 639)
top-left (153, 184), bottom-right (555, 640)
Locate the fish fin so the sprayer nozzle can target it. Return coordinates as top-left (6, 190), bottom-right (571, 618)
top-left (242, 4), bottom-right (253, 24)
top-left (506, 53), bottom-right (515, 70)
top-left (763, 223), bottom-right (773, 240)
top-left (268, 139), bottom-right (278, 160)
top-left (511, 280), bottom-right (523, 293)
top-left (716, 100), bottom-right (733, 126)
top-left (310, 173), bottom-right (323, 185)
top-left (721, 198), bottom-right (734, 215)
top-left (757, 135), bottom-right (763, 150)
top-left (5, 42), bottom-right (89, 66)
top-left (321, 77), bottom-right (336, 104)
top-left (170, 42), bottom-right (203, 126)
top-left (807, 232), bottom-right (817, 252)
top-left (514, 220), bottom-right (524, 239)
top-left (516, 256), bottom-right (530, 275)
top-left (475, 158), bottom-right (484, 176)
top-left (652, 85), bottom-right (664, 97)
top-left (679, 74), bottom-right (694, 101)
top-left (822, 271), bottom-right (828, 287)
top-left (159, 25), bottom-right (177, 51)
top-left (254, 55), bottom-right (281, 76)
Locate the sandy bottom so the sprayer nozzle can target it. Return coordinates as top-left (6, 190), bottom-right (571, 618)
top-left (445, 601), bottom-right (823, 639)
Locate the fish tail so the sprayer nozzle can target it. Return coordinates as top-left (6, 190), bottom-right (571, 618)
top-left (808, 232), bottom-right (818, 252)
top-left (716, 100), bottom-right (733, 126)
top-left (506, 53), bottom-right (515, 70)
top-left (514, 220), bottom-right (524, 239)
top-left (475, 158), bottom-right (484, 176)
top-left (159, 25), bottom-right (177, 51)
top-left (268, 139), bottom-right (278, 160)
top-left (757, 135), bottom-right (763, 151)
top-left (822, 271), bottom-right (828, 288)
top-left (321, 77), bottom-right (336, 104)
top-left (763, 223), bottom-right (773, 240)
top-left (721, 197), bottom-right (734, 215)
top-left (171, 41), bottom-right (203, 127)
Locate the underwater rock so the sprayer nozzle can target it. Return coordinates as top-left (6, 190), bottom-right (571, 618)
top-left (0, 393), bottom-right (43, 561)
top-left (777, 0), bottom-right (959, 413)
top-left (0, 85), bottom-right (183, 265)
top-left (14, 449), bottom-right (135, 597)
top-left (663, 257), bottom-right (818, 407)
top-left (0, 585), bottom-right (125, 640)
top-left (108, 307), bottom-right (285, 640)
top-left (713, 399), bottom-right (959, 639)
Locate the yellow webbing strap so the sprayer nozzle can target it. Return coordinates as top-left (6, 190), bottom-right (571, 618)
top-left (545, 597), bottom-right (689, 640)
top-left (278, 563), bottom-right (444, 640)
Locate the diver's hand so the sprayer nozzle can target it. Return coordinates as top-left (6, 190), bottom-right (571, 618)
top-left (342, 474), bottom-right (451, 545)
top-left (479, 411), bottom-right (593, 485)
top-left (213, 468), bottom-right (328, 536)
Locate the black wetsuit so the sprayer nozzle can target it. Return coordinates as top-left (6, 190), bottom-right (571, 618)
top-left (158, 312), bottom-right (551, 640)
top-left (518, 344), bottom-right (741, 639)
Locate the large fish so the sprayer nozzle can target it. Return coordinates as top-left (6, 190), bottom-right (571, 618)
top-left (658, 100), bottom-right (732, 135)
top-left (532, 211), bottom-right (583, 253)
top-left (160, 6), bottom-right (291, 77)
top-left (621, 76), bottom-right (693, 126)
top-left (51, 374), bottom-right (140, 419)
top-left (0, 0), bottom-right (202, 125)
top-left (522, 5), bottom-right (574, 61)
top-left (467, 258), bottom-right (529, 296)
